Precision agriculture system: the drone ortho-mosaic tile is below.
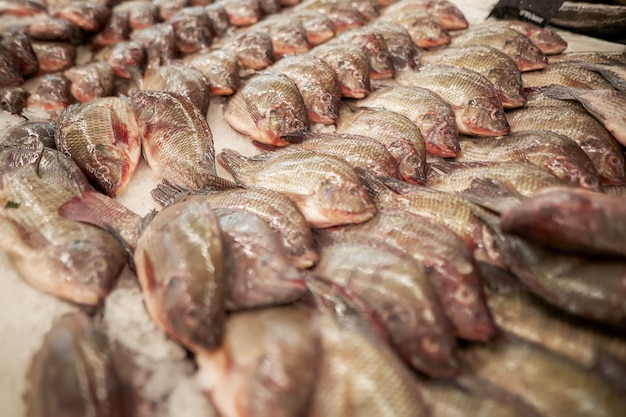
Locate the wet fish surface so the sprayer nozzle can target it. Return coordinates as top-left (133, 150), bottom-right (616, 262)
top-left (184, 49), bottom-right (240, 96)
top-left (310, 42), bottom-right (370, 99)
top-left (521, 63), bottom-right (614, 90)
top-left (63, 61), bottom-right (115, 103)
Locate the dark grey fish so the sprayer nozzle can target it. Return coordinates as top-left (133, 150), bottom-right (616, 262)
top-left (52, 1), bottom-right (111, 32)
top-left (2, 33), bottom-right (38, 77)
top-left (0, 87), bottom-right (27, 117)
top-left (0, 44), bottom-right (23, 87)
top-left (130, 23), bottom-right (176, 67)
top-left (92, 6), bottom-right (130, 47)
top-left (31, 41), bottom-right (76, 74)
top-left (64, 61), bottom-right (115, 103)
top-left (1, 121), bottom-right (56, 149)
top-left (169, 6), bottom-right (213, 54)
top-left (26, 73), bottom-right (73, 118)
top-left (223, 31), bottom-right (274, 70)
top-left (25, 17), bottom-right (83, 44)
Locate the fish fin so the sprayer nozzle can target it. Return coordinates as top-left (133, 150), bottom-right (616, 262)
top-left (571, 63), bottom-right (626, 92)
top-left (216, 149), bottom-right (250, 181)
top-left (354, 168), bottom-right (392, 199)
top-left (377, 175), bottom-right (421, 195)
top-left (536, 84), bottom-right (576, 101)
top-left (457, 178), bottom-right (524, 214)
top-left (1, 139), bottom-right (44, 174)
top-left (199, 174), bottom-right (240, 191)
top-left (252, 141), bottom-right (282, 153)
top-left (478, 261), bottom-right (527, 293)
top-left (151, 181), bottom-right (192, 207)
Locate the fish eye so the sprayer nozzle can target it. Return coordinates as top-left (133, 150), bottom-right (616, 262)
top-left (421, 336), bottom-right (441, 354)
top-left (376, 52), bottom-right (388, 63)
top-left (581, 176), bottom-right (599, 189)
top-left (468, 98), bottom-right (478, 106)
top-left (352, 70), bottom-right (363, 79)
top-left (610, 155), bottom-right (623, 166)
top-left (490, 109), bottom-right (503, 120)
top-left (504, 39), bottom-right (514, 46)
top-left (91, 258), bottom-right (108, 272)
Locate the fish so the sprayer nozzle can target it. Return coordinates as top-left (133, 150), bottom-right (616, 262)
top-left (0, 0), bottom-right (46, 16)
top-left (196, 306), bottom-right (320, 417)
top-left (1, 121), bottom-right (56, 149)
top-left (277, 132), bottom-right (401, 179)
top-left (56, 96), bottom-right (141, 198)
top-left (537, 85), bottom-right (626, 147)
top-left (253, 15), bottom-right (311, 58)
top-left (310, 42), bottom-right (370, 99)
top-left (25, 17), bottom-right (83, 43)
top-left (51, 1), bottom-right (111, 32)
top-left (0, 43), bottom-right (23, 87)
top-left (298, 2), bottom-right (367, 34)
top-left (25, 312), bottom-right (128, 417)
top-left (521, 63), bottom-right (614, 90)
top-left (130, 90), bottom-right (220, 190)
top-left (216, 208), bottom-right (306, 310)
top-left (2, 33), bottom-right (38, 77)
top-left (135, 196), bottom-right (226, 352)
top-left (223, 31), bottom-right (274, 70)
top-left (501, 186), bottom-right (626, 257)
top-left (223, 73), bottom-right (308, 146)
top-left (455, 130), bottom-right (601, 191)
top-left (92, 6), bottom-right (130, 47)
top-left (383, 0), bottom-right (469, 30)
top-left (367, 21), bottom-right (421, 70)
top-left (217, 148), bottom-right (376, 228)
top-left (290, 9), bottom-right (336, 46)
top-left (31, 41), bottom-right (76, 74)
top-left (356, 85), bottom-right (459, 157)
top-left (155, 0), bottom-right (187, 21)
top-left (325, 207), bottom-right (495, 342)
top-left (568, 62), bottom-right (626, 92)
top-left (120, 0), bottom-right (158, 30)
top-left (452, 26), bottom-right (547, 72)
top-left (169, 6), bottom-right (213, 54)
top-left (550, 1), bottom-right (626, 43)
top-left (0, 147), bottom-right (125, 305)
top-left (151, 184), bottom-right (319, 268)
top-left (26, 73), bottom-right (73, 117)
top-left (379, 11), bottom-right (452, 49)
top-left (0, 87), bottom-right (27, 117)
top-left (336, 106), bottom-right (427, 185)
top-left (458, 336), bottom-right (626, 417)
top-left (220, 0), bottom-right (262, 26)
top-left (331, 27), bottom-right (395, 79)
top-left (523, 86), bottom-right (585, 110)
top-left (486, 19), bottom-right (568, 55)
top-left (204, 3), bottom-right (232, 38)
top-left (420, 45), bottom-right (526, 108)
top-left (101, 40), bottom-right (146, 84)
top-left (130, 23), bottom-right (176, 67)
top-left (548, 51), bottom-right (626, 65)
top-left (64, 61), bottom-right (115, 103)
top-left (506, 105), bottom-right (626, 184)
top-left (396, 65), bottom-right (510, 137)
top-left (184, 49), bottom-right (240, 96)
top-left (142, 62), bottom-right (210, 116)
top-left (313, 233), bottom-right (459, 378)
top-left (269, 55), bottom-right (340, 125)
top-left (37, 147), bottom-right (92, 195)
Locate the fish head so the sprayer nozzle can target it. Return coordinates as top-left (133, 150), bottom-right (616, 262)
top-left (266, 104), bottom-right (308, 142)
top-left (129, 90), bottom-right (159, 130)
top-left (463, 97), bottom-right (510, 136)
top-left (404, 326), bottom-right (460, 378)
top-left (431, 3), bottom-right (468, 30)
top-left (599, 151), bottom-right (626, 185)
top-left (339, 65), bottom-right (370, 99)
top-left (532, 29), bottom-right (568, 55)
top-left (399, 153), bottom-right (427, 185)
top-left (409, 18), bottom-right (451, 48)
top-left (307, 88), bottom-right (339, 124)
top-left (108, 41), bottom-right (146, 80)
top-left (487, 68), bottom-right (526, 108)
top-left (87, 144), bottom-right (130, 197)
top-left (505, 37), bottom-right (547, 72)
top-left (546, 156), bottom-right (602, 191)
top-left (419, 112), bottom-right (460, 157)
top-left (311, 174), bottom-right (377, 227)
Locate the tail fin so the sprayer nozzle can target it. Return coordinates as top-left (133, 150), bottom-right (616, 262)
top-left (535, 84), bottom-right (576, 101)
top-left (216, 149), bottom-right (250, 183)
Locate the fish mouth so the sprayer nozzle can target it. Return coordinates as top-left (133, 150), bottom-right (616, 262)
top-left (290, 251), bottom-right (319, 269)
top-left (341, 86), bottom-right (369, 99)
top-left (518, 59), bottom-right (548, 72)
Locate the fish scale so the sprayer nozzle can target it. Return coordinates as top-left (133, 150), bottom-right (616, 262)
top-left (521, 63), bottom-right (614, 90)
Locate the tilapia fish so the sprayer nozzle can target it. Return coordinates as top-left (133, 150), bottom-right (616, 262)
top-left (155, 0), bottom-right (187, 21)
top-left (216, 209), bottom-right (306, 310)
top-left (367, 21), bottom-right (421, 70)
top-left (100, 40), bottom-right (146, 83)
top-left (26, 73), bottom-right (72, 117)
top-left (135, 196), bottom-right (226, 352)
top-left (379, 10), bottom-right (451, 49)
top-left (184, 49), bottom-right (240, 96)
top-left (486, 19), bottom-right (568, 55)
top-left (124, 0), bottom-right (158, 30)
top-left (51, 1), bottom-right (111, 32)
top-left (26, 312), bottom-right (128, 417)
top-left (0, 151), bottom-right (125, 305)
top-left (64, 61), bottom-right (115, 103)
top-left (538, 85), bottom-right (626, 147)
top-left (458, 336), bottom-right (626, 417)
top-left (92, 6), bottom-right (130, 47)
top-left (290, 10), bottom-right (336, 46)
top-left (310, 42), bottom-right (370, 99)
top-left (383, 0), bottom-right (469, 30)
top-left (521, 63), bottom-right (614, 90)
top-left (169, 6), bottom-right (213, 54)
top-left (455, 130), bottom-right (600, 190)
top-left (282, 132), bottom-right (401, 179)
top-left (356, 85), bottom-right (459, 157)
top-left (130, 23), bottom-right (176, 67)
top-left (569, 62), bottom-right (626, 92)
top-left (501, 186), bottom-right (626, 257)
top-left (420, 45), bottom-right (525, 108)
top-left (325, 208), bottom-right (495, 342)
top-left (1, 121), bottom-right (56, 149)
top-left (269, 55), bottom-right (340, 125)
top-left (217, 149), bottom-right (376, 228)
top-left (298, 2), bottom-right (367, 34)
top-left (506, 106), bottom-right (626, 184)
top-left (220, 0), bottom-right (262, 27)
top-left (313, 233), bottom-right (459, 378)
top-left (396, 65), bottom-right (510, 137)
top-left (0, 87), bottom-right (27, 117)
top-left (223, 31), bottom-right (274, 70)
top-left (31, 41), bottom-right (76, 74)
top-left (0, 0), bottom-right (46, 16)
top-left (224, 73), bottom-right (308, 146)
top-left (550, 1), bottom-right (626, 42)
top-left (151, 184), bottom-right (318, 268)
top-left (0, 44), bottom-right (23, 87)
top-left (25, 17), bottom-right (83, 43)
top-left (336, 106), bottom-right (427, 185)
top-left (131, 90), bottom-right (222, 190)
top-left (56, 96), bottom-right (141, 197)
top-left (331, 27), bottom-right (395, 79)
top-left (197, 306), bottom-right (320, 417)
top-left (252, 15), bottom-right (311, 58)
top-left (2, 33), bottom-right (38, 77)
top-left (452, 26), bottom-right (547, 72)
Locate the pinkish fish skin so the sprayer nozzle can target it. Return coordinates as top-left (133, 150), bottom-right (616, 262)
top-left (184, 49), bottom-right (240, 96)
top-left (224, 31), bottom-right (274, 70)
top-left (26, 73), bottom-right (73, 118)
top-left (169, 6), bottom-right (213, 54)
top-left (311, 42), bottom-right (370, 99)
top-left (2, 34), bottom-right (38, 77)
top-left (92, 7), bottom-right (130, 47)
top-left (384, 0), bottom-right (469, 30)
top-left (489, 19), bottom-right (568, 55)
top-left (64, 61), bottom-right (115, 103)
top-left (52, 1), bottom-right (111, 32)
top-left (31, 41), bottom-right (76, 74)
top-left (332, 27), bottom-right (395, 79)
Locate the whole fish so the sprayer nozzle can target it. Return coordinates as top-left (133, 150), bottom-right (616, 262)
top-left (537, 85), bottom-right (626, 147)
top-left (31, 41), bottom-right (76, 74)
top-left (2, 33), bottom-right (38, 77)
top-left (452, 26), bottom-right (547, 72)
top-left (0, 148), bottom-right (125, 305)
top-left (223, 31), bottom-right (274, 70)
top-left (367, 21), bottom-right (421, 70)
top-left (521, 63), bottom-right (614, 90)
top-left (0, 0), bottom-right (46, 16)
top-left (26, 73), bottom-right (73, 117)
top-left (130, 90), bottom-right (220, 190)
top-left (336, 106), bottom-right (427, 185)
top-left (151, 184), bottom-right (319, 268)
top-left (217, 149), bottom-right (376, 228)
top-left (216, 208), bottom-right (306, 309)
top-left (485, 19), bottom-right (568, 55)
top-left (356, 85), bottom-right (459, 157)
top-left (184, 49), bottom-right (240, 96)
top-left (25, 17), bottom-right (83, 43)
top-left (324, 208), bottom-right (495, 342)
top-left (420, 45), bottom-right (525, 108)
top-left (101, 40), bottom-right (146, 84)
top-left (310, 42), bottom-right (370, 99)
top-left (458, 336), bottom-right (626, 417)
top-left (379, 11), bottom-right (451, 49)
top-left (0, 87), bottom-right (27, 117)
top-left (220, 0), bottom-right (262, 26)
top-left (64, 61), bottom-right (115, 103)
top-left (331, 27), bottom-right (395, 79)
top-left (501, 186), bottom-right (626, 257)
top-left (0, 44), bottom-right (23, 87)
top-left (196, 306), bottom-right (320, 417)
top-left (135, 196), bottom-right (226, 352)
top-left (383, 0), bottom-right (469, 30)
top-left (550, 1), bottom-right (626, 42)
top-left (506, 105), bottom-right (626, 184)
top-left (253, 15), bottom-right (311, 58)
top-left (56, 96), bottom-right (141, 198)
top-left (92, 6), bottom-right (130, 47)
top-left (455, 130), bottom-right (600, 190)
top-left (548, 51), bottom-right (626, 65)
top-left (269, 54), bottom-right (340, 125)
top-left (169, 6), bottom-right (214, 54)
top-left (130, 23), bottom-right (176, 67)
top-left (314, 233), bottom-right (459, 378)
top-left (25, 312), bottom-right (128, 417)
top-left (205, 3), bottom-right (232, 37)
top-left (142, 62), bottom-right (210, 116)
top-left (290, 10), bottom-right (336, 46)
top-left (1, 121), bottom-right (56, 149)
top-left (297, 2), bottom-right (367, 34)
top-left (224, 73), bottom-right (308, 146)
top-left (396, 65), bottom-right (510, 137)
top-left (52, 1), bottom-right (111, 32)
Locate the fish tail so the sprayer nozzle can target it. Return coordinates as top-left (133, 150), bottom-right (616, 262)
top-left (216, 149), bottom-right (249, 182)
top-left (537, 85), bottom-right (576, 100)
top-left (150, 181), bottom-right (192, 207)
